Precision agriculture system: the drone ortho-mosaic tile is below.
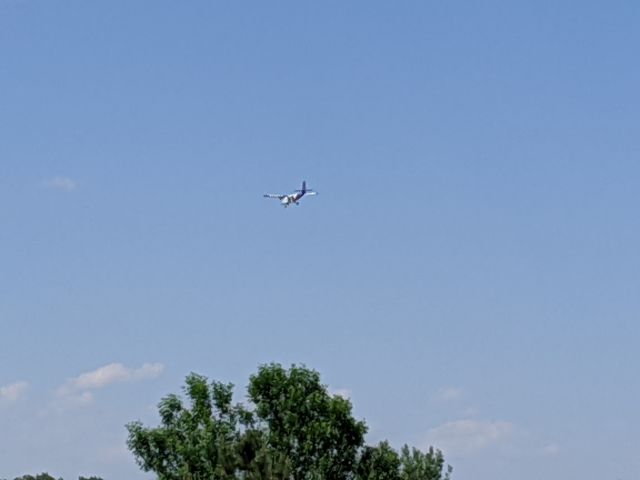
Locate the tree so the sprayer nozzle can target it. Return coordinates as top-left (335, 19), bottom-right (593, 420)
top-left (10, 475), bottom-right (102, 480)
top-left (356, 441), bottom-right (401, 480)
top-left (127, 373), bottom-right (251, 479)
top-left (127, 363), bottom-right (452, 480)
top-left (399, 446), bottom-right (452, 480)
top-left (248, 364), bottom-right (367, 480)
top-left (12, 475), bottom-right (59, 480)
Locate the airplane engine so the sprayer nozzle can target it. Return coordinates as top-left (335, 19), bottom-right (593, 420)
top-left (281, 197), bottom-right (290, 205)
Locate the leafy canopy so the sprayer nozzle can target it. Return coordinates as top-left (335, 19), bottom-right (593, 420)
top-left (127, 363), bottom-right (452, 480)
top-left (8, 476), bottom-right (103, 480)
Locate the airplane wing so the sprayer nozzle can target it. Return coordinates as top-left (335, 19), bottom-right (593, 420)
top-left (263, 194), bottom-right (286, 199)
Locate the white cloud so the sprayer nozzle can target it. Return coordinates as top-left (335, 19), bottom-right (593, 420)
top-left (425, 419), bottom-right (514, 454)
top-left (541, 443), bottom-right (560, 456)
top-left (0, 381), bottom-right (28, 402)
top-left (329, 388), bottom-right (351, 399)
top-left (461, 406), bottom-right (479, 417)
top-left (436, 387), bottom-right (463, 402)
top-left (64, 390), bottom-right (95, 407)
top-left (44, 176), bottom-right (77, 192)
top-left (57, 362), bottom-right (164, 401)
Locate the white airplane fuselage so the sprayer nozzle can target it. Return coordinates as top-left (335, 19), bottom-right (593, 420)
top-left (281, 191), bottom-right (305, 206)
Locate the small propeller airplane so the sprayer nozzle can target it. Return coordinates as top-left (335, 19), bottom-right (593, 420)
top-left (263, 181), bottom-right (317, 207)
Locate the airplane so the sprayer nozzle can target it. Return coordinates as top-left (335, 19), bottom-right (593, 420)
top-left (263, 181), bottom-right (317, 207)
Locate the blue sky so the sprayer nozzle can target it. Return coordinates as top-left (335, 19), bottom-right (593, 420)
top-left (1, 1), bottom-right (639, 479)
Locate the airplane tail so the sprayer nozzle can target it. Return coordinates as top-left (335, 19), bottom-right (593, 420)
top-left (296, 180), bottom-right (315, 194)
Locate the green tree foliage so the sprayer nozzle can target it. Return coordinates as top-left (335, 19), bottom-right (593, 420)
top-left (127, 373), bottom-right (253, 479)
top-left (10, 476), bottom-right (101, 480)
top-left (399, 446), bottom-right (452, 480)
top-left (248, 364), bottom-right (367, 480)
top-left (127, 363), bottom-right (452, 480)
top-left (12, 474), bottom-right (59, 480)
top-left (356, 441), bottom-right (401, 480)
